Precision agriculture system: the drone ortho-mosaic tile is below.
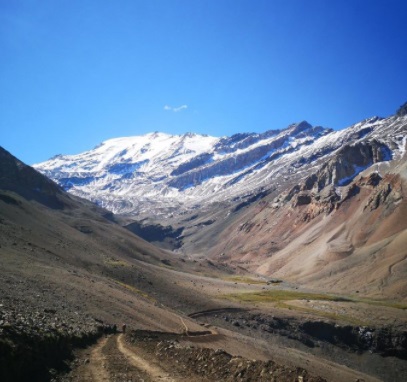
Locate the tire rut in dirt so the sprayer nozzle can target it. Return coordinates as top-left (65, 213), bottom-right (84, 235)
top-left (117, 334), bottom-right (177, 381)
top-left (102, 335), bottom-right (152, 382)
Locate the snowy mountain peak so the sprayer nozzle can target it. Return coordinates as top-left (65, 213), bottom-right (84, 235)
top-left (34, 116), bottom-right (406, 217)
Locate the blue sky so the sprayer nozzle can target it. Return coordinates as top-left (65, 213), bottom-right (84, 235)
top-left (1, 0), bottom-right (406, 164)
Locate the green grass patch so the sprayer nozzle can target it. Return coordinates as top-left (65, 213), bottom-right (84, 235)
top-left (223, 276), bottom-right (268, 285)
top-left (223, 289), bottom-right (352, 303)
top-left (114, 280), bottom-right (156, 302)
top-left (222, 289), bottom-right (367, 324)
top-left (104, 258), bottom-right (130, 267)
top-left (220, 287), bottom-right (407, 325)
top-left (222, 289), bottom-right (407, 309)
top-left (282, 302), bottom-right (369, 326)
top-left (352, 298), bottom-right (407, 310)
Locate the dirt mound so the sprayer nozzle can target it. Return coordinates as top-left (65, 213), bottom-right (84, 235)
top-left (128, 330), bottom-right (326, 382)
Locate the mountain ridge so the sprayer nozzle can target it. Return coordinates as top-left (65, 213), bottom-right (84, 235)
top-left (34, 114), bottom-right (406, 220)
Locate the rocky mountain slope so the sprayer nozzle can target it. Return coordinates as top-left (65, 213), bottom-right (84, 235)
top-left (204, 163), bottom-right (407, 297)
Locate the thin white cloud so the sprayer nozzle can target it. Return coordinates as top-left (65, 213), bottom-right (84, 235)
top-left (163, 104), bottom-right (188, 112)
top-left (174, 105), bottom-right (188, 112)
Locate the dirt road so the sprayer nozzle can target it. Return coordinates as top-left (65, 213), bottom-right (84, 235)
top-left (116, 334), bottom-right (176, 381)
top-left (59, 333), bottom-right (186, 382)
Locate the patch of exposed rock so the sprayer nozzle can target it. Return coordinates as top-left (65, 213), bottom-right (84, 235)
top-left (187, 310), bottom-right (407, 364)
top-left (308, 140), bottom-right (391, 190)
top-left (129, 330), bottom-right (326, 382)
top-left (396, 101), bottom-right (407, 117)
top-left (364, 174), bottom-right (403, 211)
top-left (0, 296), bottom-right (113, 381)
top-left (277, 166), bottom-right (402, 223)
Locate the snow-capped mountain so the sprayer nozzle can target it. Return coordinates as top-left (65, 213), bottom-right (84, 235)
top-left (34, 115), bottom-right (407, 217)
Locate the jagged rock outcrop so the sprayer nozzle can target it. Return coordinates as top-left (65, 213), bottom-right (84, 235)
top-left (396, 101), bottom-right (407, 117)
top-left (302, 140), bottom-right (392, 192)
top-left (364, 174), bottom-right (403, 211)
top-left (274, 138), bottom-right (397, 222)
